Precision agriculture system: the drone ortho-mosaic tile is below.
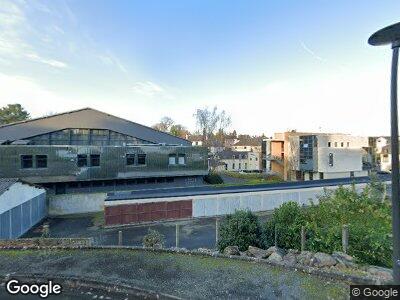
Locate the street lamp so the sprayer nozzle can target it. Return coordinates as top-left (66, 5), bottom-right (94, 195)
top-left (369, 22), bottom-right (400, 283)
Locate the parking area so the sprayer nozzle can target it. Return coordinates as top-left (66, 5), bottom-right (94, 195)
top-left (23, 212), bottom-right (272, 249)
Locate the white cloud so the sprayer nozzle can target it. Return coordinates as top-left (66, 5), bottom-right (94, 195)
top-left (131, 81), bottom-right (174, 99)
top-left (0, 0), bottom-right (68, 69)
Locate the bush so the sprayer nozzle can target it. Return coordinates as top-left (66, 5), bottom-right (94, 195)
top-left (204, 172), bottom-right (224, 184)
top-left (261, 202), bottom-right (305, 249)
top-left (142, 229), bottom-right (165, 248)
top-left (218, 210), bottom-right (262, 251)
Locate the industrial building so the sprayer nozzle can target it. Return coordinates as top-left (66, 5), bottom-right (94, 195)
top-left (0, 108), bottom-right (209, 196)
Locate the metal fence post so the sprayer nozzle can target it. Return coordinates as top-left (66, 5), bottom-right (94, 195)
top-left (215, 218), bottom-right (220, 247)
top-left (274, 225), bottom-right (278, 247)
top-left (301, 226), bottom-right (306, 251)
top-left (118, 230), bottom-right (122, 246)
top-left (342, 224), bottom-right (349, 254)
top-left (176, 224), bottom-right (180, 248)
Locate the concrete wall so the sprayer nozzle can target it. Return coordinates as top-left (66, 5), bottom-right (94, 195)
top-left (105, 182), bottom-right (371, 226)
top-left (48, 192), bottom-right (106, 216)
top-left (317, 147), bottom-right (363, 173)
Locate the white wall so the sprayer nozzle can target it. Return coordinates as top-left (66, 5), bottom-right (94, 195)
top-left (49, 192), bottom-right (106, 216)
top-left (317, 147), bottom-right (363, 173)
top-left (0, 182), bottom-right (45, 214)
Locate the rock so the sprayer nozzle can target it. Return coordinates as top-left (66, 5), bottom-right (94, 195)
top-left (267, 251), bottom-right (284, 263)
top-left (312, 252), bottom-right (337, 267)
top-left (247, 246), bottom-right (269, 259)
top-left (265, 246), bottom-right (286, 257)
top-left (367, 266), bottom-right (393, 281)
top-left (297, 251), bottom-right (314, 266)
top-left (332, 252), bottom-right (355, 268)
top-left (224, 246), bottom-right (240, 256)
top-left (197, 248), bottom-right (213, 254)
top-left (283, 252), bottom-right (298, 266)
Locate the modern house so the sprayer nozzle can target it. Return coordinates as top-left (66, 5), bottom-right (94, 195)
top-left (214, 150), bottom-right (260, 172)
top-left (288, 133), bottom-right (370, 180)
top-left (0, 108), bottom-right (209, 196)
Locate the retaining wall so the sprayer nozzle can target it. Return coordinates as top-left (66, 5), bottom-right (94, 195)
top-left (48, 192), bottom-right (106, 216)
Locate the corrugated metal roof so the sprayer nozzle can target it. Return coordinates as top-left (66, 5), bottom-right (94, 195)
top-left (0, 108), bottom-right (191, 146)
top-left (0, 178), bottom-right (19, 196)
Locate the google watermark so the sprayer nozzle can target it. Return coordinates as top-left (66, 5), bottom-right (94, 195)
top-left (5, 279), bottom-right (62, 298)
top-left (351, 285), bottom-right (400, 299)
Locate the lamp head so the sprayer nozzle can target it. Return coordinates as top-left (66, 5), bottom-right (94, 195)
top-left (369, 22), bottom-right (400, 48)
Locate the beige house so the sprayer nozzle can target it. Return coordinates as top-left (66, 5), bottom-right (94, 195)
top-left (215, 150), bottom-right (260, 172)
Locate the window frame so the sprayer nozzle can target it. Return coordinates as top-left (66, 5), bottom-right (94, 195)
top-left (126, 153), bottom-right (135, 166)
top-left (21, 155), bottom-right (33, 169)
top-left (77, 154), bottom-right (88, 167)
top-left (90, 154), bottom-right (101, 167)
top-left (168, 154), bottom-right (177, 165)
top-left (36, 155), bottom-right (48, 169)
top-left (178, 154), bottom-right (186, 165)
top-left (137, 153), bottom-right (146, 165)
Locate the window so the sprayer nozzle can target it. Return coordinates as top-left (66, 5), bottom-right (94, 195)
top-left (239, 163), bottom-right (241, 169)
top-left (36, 155), bottom-right (47, 168)
top-left (169, 154), bottom-right (176, 165)
top-left (334, 142), bottom-right (337, 147)
top-left (21, 155), bottom-right (33, 169)
top-left (138, 154), bottom-right (146, 165)
top-left (232, 163), bottom-right (235, 170)
top-left (77, 154), bottom-right (88, 167)
top-left (347, 142), bottom-right (350, 147)
top-left (341, 142), bottom-right (344, 147)
top-left (328, 153), bottom-right (334, 166)
top-left (178, 154), bottom-right (186, 165)
top-left (244, 163), bottom-right (247, 169)
top-left (126, 154), bottom-right (135, 165)
top-left (90, 154), bottom-right (100, 167)
top-left (255, 157), bottom-right (258, 161)
top-left (328, 142), bottom-right (331, 147)
top-left (225, 164), bottom-right (228, 170)
top-left (350, 171), bottom-right (354, 178)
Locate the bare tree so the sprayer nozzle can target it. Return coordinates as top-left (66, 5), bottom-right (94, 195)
top-left (152, 116), bottom-right (175, 132)
top-left (193, 106), bottom-right (231, 143)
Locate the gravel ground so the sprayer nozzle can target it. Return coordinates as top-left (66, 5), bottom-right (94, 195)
top-left (0, 249), bottom-right (349, 299)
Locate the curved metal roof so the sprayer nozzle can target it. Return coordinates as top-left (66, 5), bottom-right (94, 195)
top-left (0, 108), bottom-right (191, 146)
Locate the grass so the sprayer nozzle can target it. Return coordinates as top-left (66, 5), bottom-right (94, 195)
top-left (216, 171), bottom-right (283, 187)
top-left (0, 248), bottom-right (349, 299)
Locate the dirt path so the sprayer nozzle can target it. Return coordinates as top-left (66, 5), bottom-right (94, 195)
top-left (0, 249), bottom-right (349, 299)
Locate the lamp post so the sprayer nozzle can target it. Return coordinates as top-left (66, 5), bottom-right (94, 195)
top-left (369, 22), bottom-right (400, 283)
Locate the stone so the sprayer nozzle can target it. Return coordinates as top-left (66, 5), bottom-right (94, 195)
top-left (332, 252), bottom-right (355, 268)
top-left (223, 246), bottom-right (240, 256)
top-left (297, 251), bottom-right (314, 266)
top-left (367, 266), bottom-right (393, 281)
top-left (197, 248), bottom-right (213, 255)
top-left (312, 252), bottom-right (337, 267)
top-left (247, 246), bottom-right (269, 259)
top-left (267, 251), bottom-right (284, 263)
top-left (265, 246), bottom-right (286, 257)
top-left (283, 252), bottom-right (298, 266)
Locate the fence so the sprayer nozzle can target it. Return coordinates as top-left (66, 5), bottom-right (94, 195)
top-left (0, 194), bottom-right (46, 239)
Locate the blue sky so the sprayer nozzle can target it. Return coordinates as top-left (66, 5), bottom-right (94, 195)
top-left (0, 0), bottom-right (399, 136)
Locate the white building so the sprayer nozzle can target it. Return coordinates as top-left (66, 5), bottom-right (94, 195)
top-left (214, 150), bottom-right (260, 172)
top-left (288, 133), bottom-right (370, 180)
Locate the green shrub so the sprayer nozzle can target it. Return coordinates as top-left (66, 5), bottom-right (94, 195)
top-left (262, 202), bottom-right (305, 249)
top-left (204, 172), bottom-right (224, 184)
top-left (218, 210), bottom-right (262, 251)
top-left (142, 229), bottom-right (165, 248)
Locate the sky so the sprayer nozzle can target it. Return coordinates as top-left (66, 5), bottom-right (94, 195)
top-left (0, 0), bottom-right (399, 137)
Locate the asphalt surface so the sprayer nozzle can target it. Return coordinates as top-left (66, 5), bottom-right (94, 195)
top-left (107, 175), bottom-right (391, 200)
top-left (25, 214), bottom-right (272, 249)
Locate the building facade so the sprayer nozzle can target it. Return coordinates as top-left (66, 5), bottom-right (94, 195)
top-left (0, 108), bottom-right (208, 194)
top-left (288, 133), bottom-right (370, 180)
top-left (214, 150), bottom-right (260, 172)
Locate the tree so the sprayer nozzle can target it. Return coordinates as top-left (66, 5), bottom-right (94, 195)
top-left (169, 124), bottom-right (188, 138)
top-left (0, 104), bottom-right (30, 125)
top-left (152, 116), bottom-right (174, 132)
top-left (193, 106), bottom-right (231, 143)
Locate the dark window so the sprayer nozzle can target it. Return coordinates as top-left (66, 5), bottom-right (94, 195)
top-left (350, 171), bottom-right (354, 178)
top-left (341, 142), bottom-right (344, 147)
top-left (36, 155), bottom-right (47, 168)
top-left (138, 154), bottom-right (146, 165)
top-left (21, 155), bottom-right (33, 169)
top-left (328, 142), bottom-right (331, 147)
top-left (126, 154), bottom-right (135, 165)
top-left (90, 154), bottom-right (100, 167)
top-left (329, 153), bottom-right (334, 166)
top-left (77, 154), bottom-right (87, 167)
